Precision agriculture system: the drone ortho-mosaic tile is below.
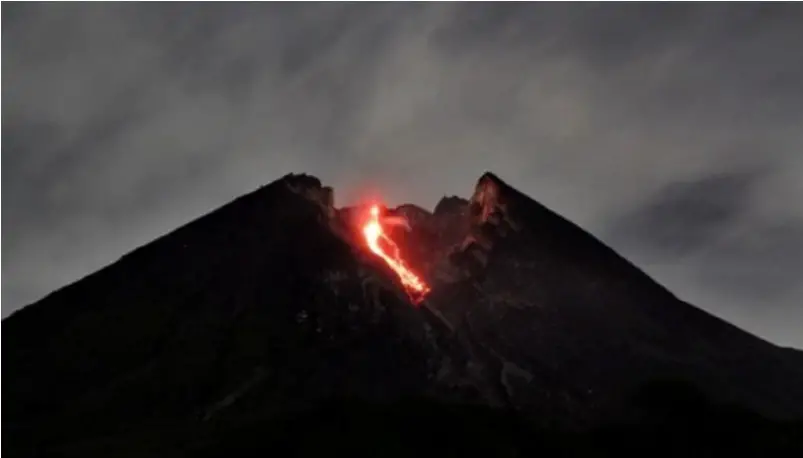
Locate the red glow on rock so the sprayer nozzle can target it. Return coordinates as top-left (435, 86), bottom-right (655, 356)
top-left (361, 204), bottom-right (430, 304)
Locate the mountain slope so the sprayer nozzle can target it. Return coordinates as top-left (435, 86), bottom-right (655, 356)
top-left (4, 172), bottom-right (803, 456)
top-left (419, 173), bottom-right (803, 424)
top-left (4, 174), bottom-right (460, 447)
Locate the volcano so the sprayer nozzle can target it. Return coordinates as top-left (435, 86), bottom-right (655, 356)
top-left (4, 172), bottom-right (803, 457)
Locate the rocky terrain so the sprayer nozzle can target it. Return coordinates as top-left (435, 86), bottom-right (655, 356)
top-left (4, 172), bottom-right (803, 457)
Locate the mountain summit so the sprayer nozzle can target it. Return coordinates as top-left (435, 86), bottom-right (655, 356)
top-left (4, 172), bottom-right (803, 456)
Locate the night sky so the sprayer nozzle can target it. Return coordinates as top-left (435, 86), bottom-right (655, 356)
top-left (3, 3), bottom-right (803, 348)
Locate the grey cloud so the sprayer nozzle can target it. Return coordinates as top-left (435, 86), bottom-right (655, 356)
top-left (3, 3), bottom-right (803, 347)
top-left (601, 166), bottom-right (803, 347)
top-left (694, 221), bottom-right (803, 301)
top-left (604, 168), bottom-right (767, 259)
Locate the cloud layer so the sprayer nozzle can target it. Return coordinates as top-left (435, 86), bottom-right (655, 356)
top-left (4, 3), bottom-right (803, 347)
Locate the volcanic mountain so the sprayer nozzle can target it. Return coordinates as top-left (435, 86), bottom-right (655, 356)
top-left (4, 172), bottom-right (803, 457)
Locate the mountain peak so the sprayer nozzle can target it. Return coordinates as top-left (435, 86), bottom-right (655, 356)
top-left (477, 170), bottom-right (506, 187)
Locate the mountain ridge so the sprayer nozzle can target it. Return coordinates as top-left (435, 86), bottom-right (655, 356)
top-left (4, 171), bottom-right (803, 456)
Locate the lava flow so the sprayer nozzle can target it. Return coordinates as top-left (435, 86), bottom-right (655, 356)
top-left (362, 204), bottom-right (431, 304)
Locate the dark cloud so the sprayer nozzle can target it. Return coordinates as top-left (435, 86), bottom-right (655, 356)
top-left (605, 168), bottom-right (767, 258)
top-left (3, 3), bottom-right (803, 347)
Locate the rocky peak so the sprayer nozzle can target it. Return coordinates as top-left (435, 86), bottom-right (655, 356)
top-left (282, 173), bottom-right (335, 219)
top-left (470, 172), bottom-right (504, 221)
top-left (433, 195), bottom-right (469, 217)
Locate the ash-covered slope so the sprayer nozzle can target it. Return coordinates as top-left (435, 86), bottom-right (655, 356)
top-left (4, 174), bottom-right (463, 450)
top-left (3, 172), bottom-right (803, 457)
top-left (400, 173), bottom-right (803, 425)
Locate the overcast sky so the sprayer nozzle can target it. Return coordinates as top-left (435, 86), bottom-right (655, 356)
top-left (3, 3), bottom-right (803, 348)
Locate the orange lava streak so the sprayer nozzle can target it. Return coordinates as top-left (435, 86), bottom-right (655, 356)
top-left (362, 205), bottom-right (431, 304)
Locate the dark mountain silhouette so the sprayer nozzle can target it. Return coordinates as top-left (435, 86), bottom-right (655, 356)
top-left (4, 172), bottom-right (803, 457)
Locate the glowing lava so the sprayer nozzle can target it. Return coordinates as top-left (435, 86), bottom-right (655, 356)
top-left (362, 204), bottom-right (431, 304)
